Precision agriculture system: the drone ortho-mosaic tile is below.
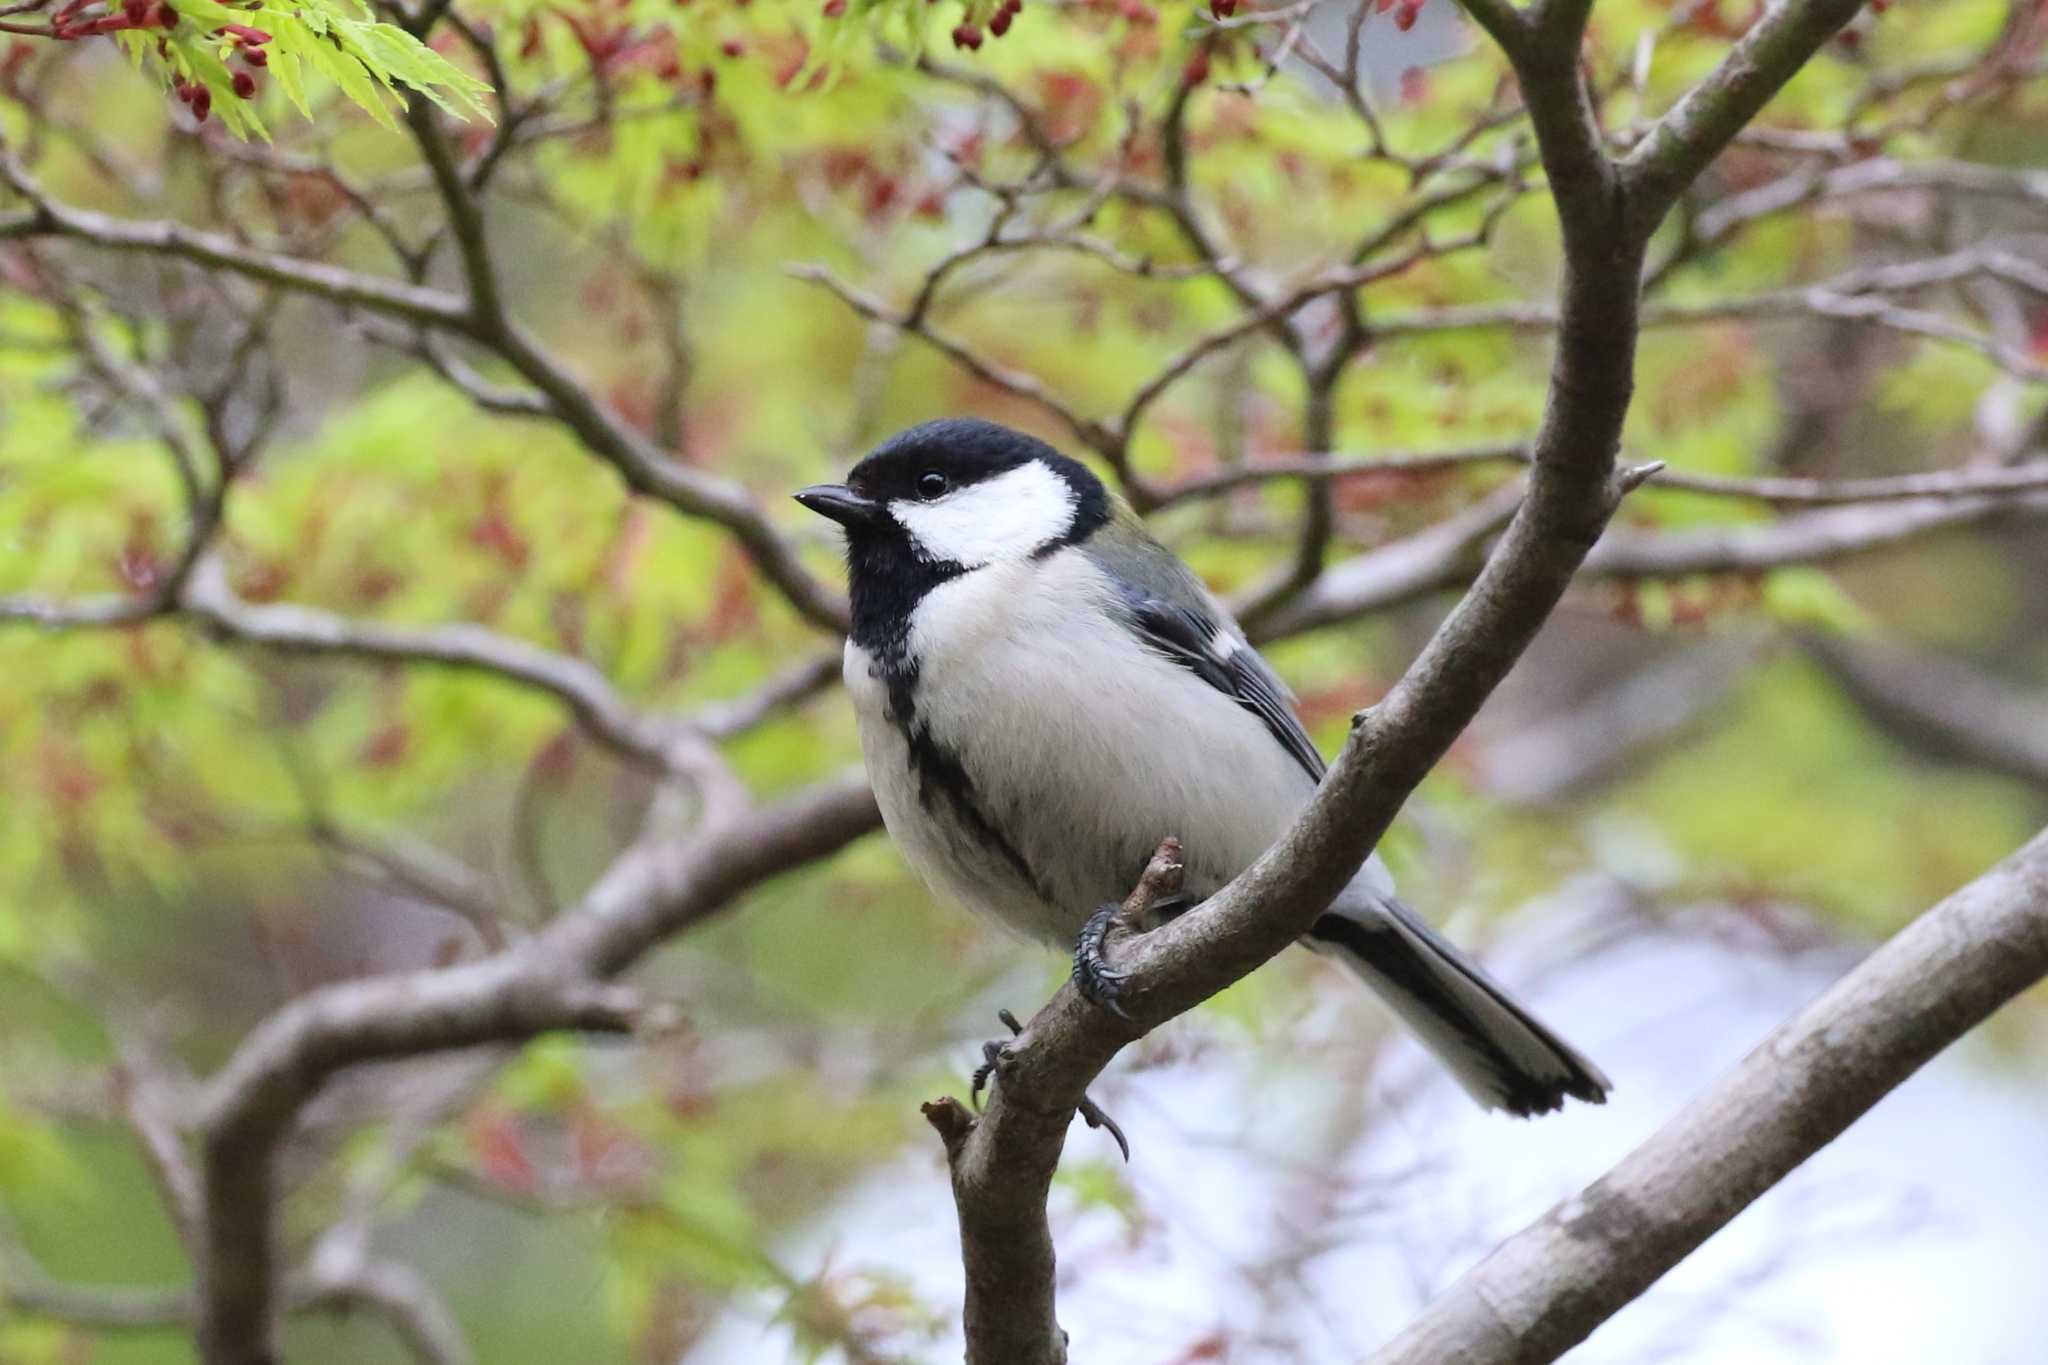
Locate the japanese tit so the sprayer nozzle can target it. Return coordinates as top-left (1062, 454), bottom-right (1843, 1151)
top-left (797, 419), bottom-right (1609, 1116)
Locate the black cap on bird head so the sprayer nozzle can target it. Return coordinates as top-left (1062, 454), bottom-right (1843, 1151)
top-left (794, 418), bottom-right (1111, 643)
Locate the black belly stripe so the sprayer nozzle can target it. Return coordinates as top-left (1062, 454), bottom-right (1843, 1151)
top-left (879, 653), bottom-right (1053, 905)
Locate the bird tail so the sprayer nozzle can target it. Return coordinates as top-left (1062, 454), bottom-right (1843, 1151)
top-left (1306, 896), bottom-right (1611, 1117)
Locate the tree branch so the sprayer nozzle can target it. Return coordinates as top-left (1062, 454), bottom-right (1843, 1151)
top-left (1364, 824), bottom-right (2048, 1364)
top-left (194, 965), bottom-right (649, 1364)
top-left (1624, 0), bottom-right (1878, 232)
top-left (177, 562), bottom-right (691, 771)
top-left (1237, 483), bottom-right (2048, 637)
top-left (1475, 638), bottom-right (1760, 804)
top-left (924, 841), bottom-right (1188, 1364)
top-left (1804, 634), bottom-right (2048, 789)
top-left (2, 151), bottom-right (847, 636)
top-left (1685, 156), bottom-right (2048, 261)
top-left (922, 0), bottom-right (1872, 1354)
top-left (787, 262), bottom-right (1119, 459)
top-left (1241, 480), bottom-right (1527, 641)
top-left (1366, 246), bottom-right (2048, 385)
top-left (297, 1258), bottom-right (475, 1365)
top-left (0, 152), bottom-right (470, 329)
top-left (1156, 446), bottom-right (2048, 509)
top-left (192, 769), bottom-right (880, 1364)
top-left (1585, 491), bottom-right (2048, 576)
top-left (2, 560), bottom-right (697, 773)
top-left (1, 1236), bottom-right (475, 1365)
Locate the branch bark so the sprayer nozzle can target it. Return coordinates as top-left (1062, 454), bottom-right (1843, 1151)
top-left (1364, 824), bottom-right (2048, 1365)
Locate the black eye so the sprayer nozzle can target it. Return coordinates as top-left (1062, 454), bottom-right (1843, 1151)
top-left (916, 471), bottom-right (949, 500)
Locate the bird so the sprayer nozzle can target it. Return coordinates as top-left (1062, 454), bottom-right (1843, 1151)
top-left (795, 417), bottom-right (1610, 1117)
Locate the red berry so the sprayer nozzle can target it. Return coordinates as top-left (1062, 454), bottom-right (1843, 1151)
top-left (232, 69), bottom-right (255, 97)
top-left (950, 21), bottom-right (980, 47)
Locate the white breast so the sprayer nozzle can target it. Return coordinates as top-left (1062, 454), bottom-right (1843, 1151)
top-left (846, 550), bottom-right (1326, 946)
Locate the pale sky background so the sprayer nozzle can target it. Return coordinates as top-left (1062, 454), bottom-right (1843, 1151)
top-left (687, 882), bottom-right (2048, 1365)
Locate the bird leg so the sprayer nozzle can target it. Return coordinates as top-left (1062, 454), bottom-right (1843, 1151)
top-left (1071, 836), bottom-right (1187, 1022)
top-left (970, 841), bottom-right (1183, 1162)
top-left (971, 1008), bottom-right (1131, 1162)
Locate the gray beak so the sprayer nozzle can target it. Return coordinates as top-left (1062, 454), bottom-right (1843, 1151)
top-left (794, 483), bottom-right (884, 530)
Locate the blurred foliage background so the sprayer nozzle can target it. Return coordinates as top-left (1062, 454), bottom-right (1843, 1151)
top-left (2, 0), bottom-right (2047, 1359)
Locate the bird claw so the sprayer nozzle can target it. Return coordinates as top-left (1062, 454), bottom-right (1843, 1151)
top-left (969, 1007), bottom-right (1131, 1161)
top-left (1076, 1093), bottom-right (1132, 1163)
top-left (1072, 903), bottom-right (1133, 1020)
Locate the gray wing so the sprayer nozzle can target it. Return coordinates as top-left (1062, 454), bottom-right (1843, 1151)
top-left (1081, 532), bottom-right (1327, 784)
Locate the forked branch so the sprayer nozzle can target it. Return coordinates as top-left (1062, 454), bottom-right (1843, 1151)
top-left (919, 1), bottom-right (1876, 1360)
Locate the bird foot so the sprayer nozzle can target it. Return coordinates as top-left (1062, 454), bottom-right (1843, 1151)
top-left (1072, 903), bottom-right (1134, 1020)
top-left (970, 1008), bottom-right (1130, 1162)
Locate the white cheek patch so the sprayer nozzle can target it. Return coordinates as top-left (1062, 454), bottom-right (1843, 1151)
top-left (889, 460), bottom-right (1078, 568)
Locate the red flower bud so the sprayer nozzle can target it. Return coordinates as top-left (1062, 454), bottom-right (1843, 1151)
top-left (950, 20), bottom-right (980, 47)
top-left (822, 0), bottom-right (845, 14)
top-left (243, 45), bottom-right (266, 65)
top-left (988, 6), bottom-right (1010, 34)
top-left (1394, 0), bottom-right (1421, 29)
top-left (1209, 0), bottom-right (1235, 15)
top-left (1182, 47), bottom-right (1209, 84)
top-left (219, 22), bottom-right (269, 43)
top-left (190, 86), bottom-right (211, 120)
top-left (719, 37), bottom-right (743, 55)
top-left (232, 69), bottom-right (255, 97)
